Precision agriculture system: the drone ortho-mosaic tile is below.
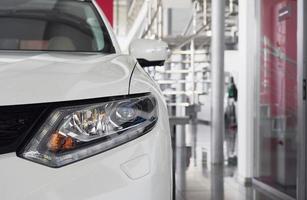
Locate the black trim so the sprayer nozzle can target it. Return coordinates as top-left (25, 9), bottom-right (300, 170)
top-left (303, 79), bottom-right (306, 100)
top-left (12, 93), bottom-right (149, 108)
top-left (128, 62), bottom-right (138, 95)
top-left (137, 59), bottom-right (165, 67)
top-left (0, 104), bottom-right (50, 154)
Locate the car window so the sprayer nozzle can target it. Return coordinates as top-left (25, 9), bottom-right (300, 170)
top-left (0, 0), bottom-right (115, 53)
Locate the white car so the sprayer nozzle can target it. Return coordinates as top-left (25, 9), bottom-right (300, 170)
top-left (0, 0), bottom-right (172, 200)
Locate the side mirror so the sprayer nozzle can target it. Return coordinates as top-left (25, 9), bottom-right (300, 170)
top-left (129, 39), bottom-right (169, 68)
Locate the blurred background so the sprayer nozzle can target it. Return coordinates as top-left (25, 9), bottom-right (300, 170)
top-left (97, 0), bottom-right (302, 200)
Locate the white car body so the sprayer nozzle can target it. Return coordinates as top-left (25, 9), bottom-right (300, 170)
top-left (0, 1), bottom-right (172, 200)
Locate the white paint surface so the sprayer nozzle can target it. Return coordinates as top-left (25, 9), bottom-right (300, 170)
top-left (236, 0), bottom-right (257, 183)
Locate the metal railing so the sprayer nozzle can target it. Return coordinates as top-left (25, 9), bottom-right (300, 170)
top-left (131, 0), bottom-right (239, 182)
top-left (122, 0), bottom-right (238, 120)
top-left (117, 0), bottom-right (163, 51)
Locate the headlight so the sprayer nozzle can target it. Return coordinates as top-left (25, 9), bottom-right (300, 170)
top-left (20, 94), bottom-right (158, 168)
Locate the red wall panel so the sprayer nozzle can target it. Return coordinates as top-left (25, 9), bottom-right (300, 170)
top-left (260, 0), bottom-right (297, 118)
top-left (96, 0), bottom-right (114, 26)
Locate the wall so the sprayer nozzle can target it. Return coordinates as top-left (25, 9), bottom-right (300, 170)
top-left (96, 0), bottom-right (114, 25)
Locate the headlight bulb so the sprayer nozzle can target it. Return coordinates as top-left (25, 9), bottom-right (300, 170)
top-left (115, 104), bottom-right (137, 123)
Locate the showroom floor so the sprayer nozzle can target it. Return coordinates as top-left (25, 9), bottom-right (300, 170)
top-left (174, 124), bottom-right (273, 200)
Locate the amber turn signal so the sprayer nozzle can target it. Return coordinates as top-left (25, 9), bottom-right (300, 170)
top-left (47, 133), bottom-right (74, 152)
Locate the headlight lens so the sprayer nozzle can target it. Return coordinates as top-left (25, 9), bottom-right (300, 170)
top-left (20, 94), bottom-right (158, 168)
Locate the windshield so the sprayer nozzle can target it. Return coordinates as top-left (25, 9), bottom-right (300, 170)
top-left (0, 0), bottom-right (115, 53)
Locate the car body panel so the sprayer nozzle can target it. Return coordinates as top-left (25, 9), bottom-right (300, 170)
top-left (0, 56), bottom-right (172, 200)
top-left (0, 52), bottom-right (136, 106)
top-left (0, 107), bottom-right (171, 200)
top-left (130, 64), bottom-right (165, 99)
top-left (0, 1), bottom-right (172, 199)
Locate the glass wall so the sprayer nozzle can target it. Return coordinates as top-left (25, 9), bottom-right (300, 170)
top-left (256, 0), bottom-right (298, 198)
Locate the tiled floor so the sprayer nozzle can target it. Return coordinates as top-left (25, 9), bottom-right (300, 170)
top-left (174, 124), bottom-right (274, 200)
top-left (175, 161), bottom-right (255, 200)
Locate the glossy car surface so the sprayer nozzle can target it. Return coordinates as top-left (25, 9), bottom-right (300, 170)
top-left (0, 0), bottom-right (172, 199)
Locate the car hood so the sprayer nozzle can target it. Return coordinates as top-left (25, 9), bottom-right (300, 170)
top-left (0, 52), bottom-right (136, 106)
